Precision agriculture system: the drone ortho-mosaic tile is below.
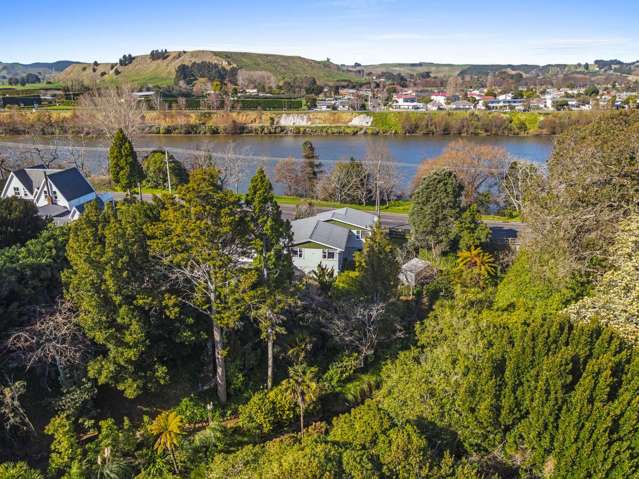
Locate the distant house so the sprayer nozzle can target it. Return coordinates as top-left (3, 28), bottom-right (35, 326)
top-left (1, 165), bottom-right (113, 225)
top-left (391, 92), bottom-right (425, 110)
top-left (430, 92), bottom-right (448, 104)
top-left (447, 100), bottom-right (474, 111)
top-left (290, 207), bottom-right (378, 275)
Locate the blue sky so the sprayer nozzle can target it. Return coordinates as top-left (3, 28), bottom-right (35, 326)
top-left (4, 0), bottom-right (639, 65)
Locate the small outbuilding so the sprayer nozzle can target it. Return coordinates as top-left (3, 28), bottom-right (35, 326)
top-left (399, 258), bottom-right (436, 288)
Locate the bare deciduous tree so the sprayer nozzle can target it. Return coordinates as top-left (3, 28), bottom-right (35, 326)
top-left (190, 143), bottom-right (254, 193)
top-left (275, 156), bottom-right (304, 196)
top-left (364, 142), bottom-right (401, 211)
top-left (413, 139), bottom-right (510, 203)
top-left (1, 380), bottom-right (34, 434)
top-left (7, 300), bottom-right (90, 386)
top-left (499, 160), bottom-right (541, 215)
top-left (321, 301), bottom-right (396, 367)
top-left (76, 84), bottom-right (146, 139)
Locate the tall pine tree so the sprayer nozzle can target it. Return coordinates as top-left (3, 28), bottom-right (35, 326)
top-left (147, 168), bottom-right (252, 404)
top-left (245, 168), bottom-right (294, 389)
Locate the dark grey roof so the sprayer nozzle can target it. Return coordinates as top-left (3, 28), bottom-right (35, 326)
top-left (291, 217), bottom-right (350, 251)
top-left (13, 169), bottom-right (34, 193)
top-left (37, 204), bottom-right (70, 218)
top-left (47, 167), bottom-right (95, 201)
top-left (11, 165), bottom-right (59, 195)
top-left (315, 207), bottom-right (378, 230)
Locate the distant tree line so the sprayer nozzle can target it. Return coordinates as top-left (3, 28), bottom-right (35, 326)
top-left (118, 53), bottom-right (134, 67)
top-left (7, 73), bottom-right (41, 86)
top-left (174, 62), bottom-right (239, 86)
top-left (149, 49), bottom-right (168, 61)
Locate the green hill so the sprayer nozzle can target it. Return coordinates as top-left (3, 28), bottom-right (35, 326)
top-left (55, 50), bottom-right (360, 87)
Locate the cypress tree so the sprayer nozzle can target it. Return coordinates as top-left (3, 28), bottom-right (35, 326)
top-left (108, 128), bottom-right (144, 195)
top-left (354, 222), bottom-right (399, 302)
top-left (409, 169), bottom-right (464, 255)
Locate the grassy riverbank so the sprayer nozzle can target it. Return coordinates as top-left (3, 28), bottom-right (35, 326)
top-left (0, 109), bottom-right (598, 136)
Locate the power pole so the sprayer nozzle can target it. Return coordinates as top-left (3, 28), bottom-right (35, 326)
top-left (165, 150), bottom-right (172, 194)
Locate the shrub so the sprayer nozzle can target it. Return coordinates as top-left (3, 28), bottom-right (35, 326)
top-left (238, 385), bottom-right (295, 436)
top-left (142, 150), bottom-right (189, 189)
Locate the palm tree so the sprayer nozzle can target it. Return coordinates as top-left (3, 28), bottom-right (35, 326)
top-left (285, 364), bottom-right (320, 436)
top-left (456, 246), bottom-right (496, 286)
top-left (149, 411), bottom-right (183, 474)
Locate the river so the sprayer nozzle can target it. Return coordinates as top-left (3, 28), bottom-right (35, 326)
top-left (0, 135), bottom-right (554, 194)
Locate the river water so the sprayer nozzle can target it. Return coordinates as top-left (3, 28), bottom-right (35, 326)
top-left (0, 135), bottom-right (554, 194)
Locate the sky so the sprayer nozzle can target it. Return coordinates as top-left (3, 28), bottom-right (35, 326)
top-left (4, 0), bottom-right (639, 65)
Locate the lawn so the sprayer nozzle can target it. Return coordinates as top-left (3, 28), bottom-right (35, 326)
top-left (274, 195), bottom-right (412, 214)
top-left (274, 195), bottom-right (521, 221)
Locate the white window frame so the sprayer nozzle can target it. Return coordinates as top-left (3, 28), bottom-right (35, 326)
top-left (322, 249), bottom-right (335, 260)
top-left (13, 186), bottom-right (20, 196)
top-left (291, 248), bottom-right (303, 259)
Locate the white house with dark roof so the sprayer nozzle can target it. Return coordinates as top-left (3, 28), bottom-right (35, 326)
top-left (290, 207), bottom-right (378, 275)
top-left (1, 165), bottom-right (112, 224)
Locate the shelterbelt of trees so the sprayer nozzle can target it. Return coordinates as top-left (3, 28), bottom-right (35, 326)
top-left (0, 111), bottom-right (638, 478)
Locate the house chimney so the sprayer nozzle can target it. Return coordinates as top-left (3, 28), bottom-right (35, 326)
top-left (43, 171), bottom-right (54, 205)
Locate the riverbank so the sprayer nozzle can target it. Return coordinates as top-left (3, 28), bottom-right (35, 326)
top-left (0, 109), bottom-right (598, 136)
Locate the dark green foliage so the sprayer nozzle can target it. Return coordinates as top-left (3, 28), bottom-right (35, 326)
top-left (108, 128), bottom-right (144, 193)
top-left (455, 204), bottom-right (491, 250)
top-left (245, 168), bottom-right (293, 289)
top-left (377, 253), bottom-right (639, 477)
top-left (0, 225), bottom-right (67, 332)
top-left (409, 169), bottom-right (464, 254)
top-left (354, 222), bottom-right (400, 302)
top-left (64, 201), bottom-right (205, 398)
top-left (174, 62), bottom-right (238, 86)
top-left (142, 149), bottom-right (189, 189)
top-left (0, 196), bottom-right (46, 248)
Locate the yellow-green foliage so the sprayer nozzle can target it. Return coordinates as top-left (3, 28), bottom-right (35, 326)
top-left (567, 216), bottom-right (639, 344)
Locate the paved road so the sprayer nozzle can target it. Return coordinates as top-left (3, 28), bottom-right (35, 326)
top-left (111, 193), bottom-right (526, 242)
top-left (278, 204), bottom-right (526, 242)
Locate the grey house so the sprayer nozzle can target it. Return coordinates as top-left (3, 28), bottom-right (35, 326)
top-left (290, 207), bottom-right (378, 275)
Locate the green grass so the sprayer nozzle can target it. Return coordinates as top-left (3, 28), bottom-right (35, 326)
top-left (275, 195), bottom-right (521, 221)
top-left (274, 195), bottom-right (411, 214)
top-left (0, 82), bottom-right (63, 91)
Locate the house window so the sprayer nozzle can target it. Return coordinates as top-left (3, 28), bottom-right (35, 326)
top-left (52, 190), bottom-right (58, 201)
top-left (291, 248), bottom-right (303, 259)
top-left (13, 186), bottom-right (20, 196)
top-left (354, 230), bottom-right (362, 239)
top-left (23, 189), bottom-right (28, 197)
top-left (322, 250), bottom-right (335, 260)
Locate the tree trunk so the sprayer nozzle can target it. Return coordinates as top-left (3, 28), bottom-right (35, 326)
top-left (169, 447), bottom-right (179, 474)
top-left (299, 399), bottom-right (305, 436)
top-left (212, 320), bottom-right (227, 404)
top-left (267, 330), bottom-right (274, 390)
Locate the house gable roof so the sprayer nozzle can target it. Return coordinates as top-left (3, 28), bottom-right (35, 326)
top-left (315, 207), bottom-right (377, 230)
top-left (291, 217), bottom-right (350, 251)
top-left (47, 167), bottom-right (95, 202)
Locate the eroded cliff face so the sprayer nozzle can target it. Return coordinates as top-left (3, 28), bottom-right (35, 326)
top-left (277, 114), bottom-right (312, 126)
top-left (349, 115), bottom-right (373, 126)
